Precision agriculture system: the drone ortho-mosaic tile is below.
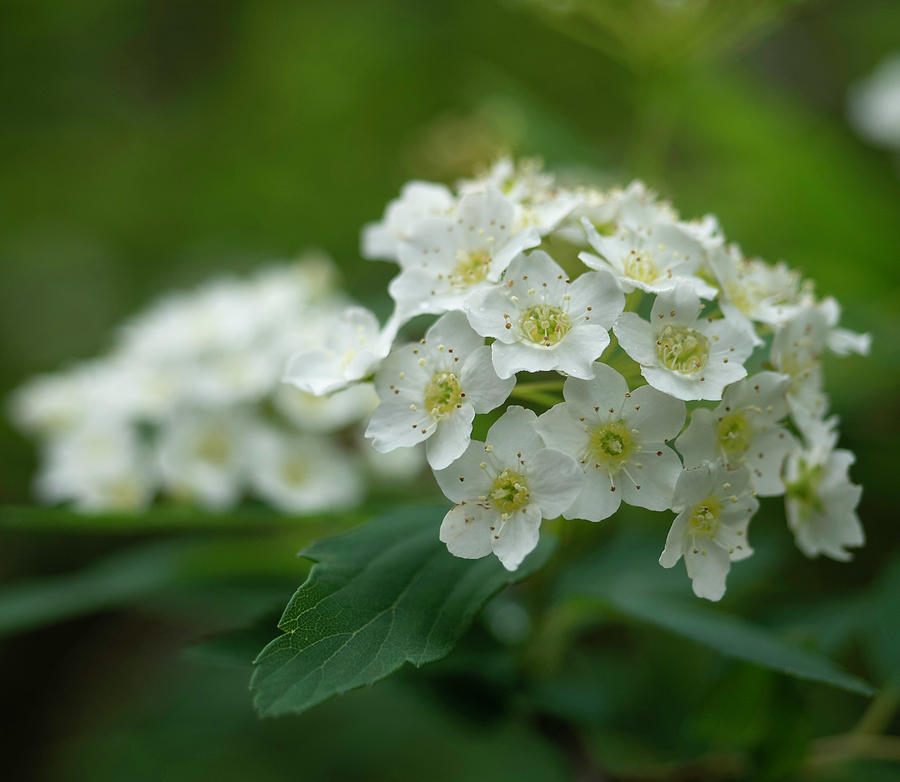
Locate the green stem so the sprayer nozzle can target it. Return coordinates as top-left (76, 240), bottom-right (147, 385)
top-left (852, 681), bottom-right (900, 736)
top-left (514, 380), bottom-right (564, 394)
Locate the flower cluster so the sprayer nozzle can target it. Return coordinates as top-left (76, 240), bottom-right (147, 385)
top-left (848, 51), bottom-right (900, 155)
top-left (10, 256), bottom-right (424, 513)
top-left (293, 158), bottom-right (871, 600)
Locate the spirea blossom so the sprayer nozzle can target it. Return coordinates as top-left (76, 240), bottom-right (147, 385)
top-left (335, 157), bottom-right (871, 600)
top-left (13, 157), bottom-right (871, 603)
top-left (11, 256), bottom-right (424, 513)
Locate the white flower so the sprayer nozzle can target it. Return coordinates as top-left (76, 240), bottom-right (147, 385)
top-left (9, 360), bottom-right (135, 438)
top-left (458, 157), bottom-right (579, 235)
top-left (433, 406), bottom-right (582, 571)
top-left (273, 382), bottom-right (378, 432)
top-left (361, 181), bottom-right (455, 262)
top-left (847, 52), bottom-right (900, 150)
top-left (35, 418), bottom-right (154, 511)
top-left (282, 305), bottom-right (400, 396)
top-left (679, 213), bottom-right (724, 251)
top-left (769, 304), bottom-right (829, 419)
top-left (614, 284), bottom-right (754, 401)
top-left (817, 296), bottom-right (872, 357)
top-left (156, 410), bottom-right (248, 509)
top-left (590, 180), bottom-right (679, 234)
top-left (677, 372), bottom-right (798, 496)
top-left (659, 463), bottom-right (759, 601)
top-left (535, 364), bottom-right (685, 521)
top-left (366, 311), bottom-right (514, 470)
top-left (552, 186), bottom-right (618, 245)
top-left (465, 251), bottom-right (624, 379)
top-left (186, 350), bottom-right (280, 407)
top-left (457, 157), bottom-right (553, 202)
top-left (388, 187), bottom-right (540, 318)
top-left (580, 217), bottom-right (717, 298)
top-left (784, 414), bottom-right (864, 561)
top-left (245, 427), bottom-right (363, 513)
top-left (707, 244), bottom-right (801, 339)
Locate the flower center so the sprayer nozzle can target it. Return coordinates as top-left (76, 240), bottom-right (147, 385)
top-left (452, 250), bottom-right (491, 287)
top-left (587, 420), bottom-right (634, 473)
top-left (623, 251), bottom-right (657, 283)
top-left (717, 412), bottom-right (753, 455)
top-left (689, 496), bottom-right (721, 537)
top-left (106, 478), bottom-right (143, 508)
top-left (656, 325), bottom-right (710, 374)
top-left (281, 457), bottom-right (307, 486)
top-left (785, 460), bottom-right (824, 516)
top-left (725, 281), bottom-right (756, 315)
top-left (194, 432), bottom-right (231, 465)
top-left (424, 371), bottom-right (462, 418)
top-left (490, 468), bottom-right (530, 514)
top-left (520, 304), bottom-right (572, 346)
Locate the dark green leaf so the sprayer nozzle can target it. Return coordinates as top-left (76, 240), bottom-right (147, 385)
top-left (251, 503), bottom-right (555, 717)
top-left (609, 590), bottom-right (873, 696)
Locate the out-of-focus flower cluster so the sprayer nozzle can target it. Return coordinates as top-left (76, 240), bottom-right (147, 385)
top-left (848, 52), bottom-right (900, 155)
top-left (10, 256), bottom-right (424, 514)
top-left (285, 158), bottom-right (871, 600)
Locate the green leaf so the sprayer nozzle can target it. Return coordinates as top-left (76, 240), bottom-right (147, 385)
top-left (251, 503), bottom-right (555, 717)
top-left (554, 526), bottom-right (875, 696)
top-left (0, 540), bottom-right (184, 636)
top-left (605, 589), bottom-right (874, 697)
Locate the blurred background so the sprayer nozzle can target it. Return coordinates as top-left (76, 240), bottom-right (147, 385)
top-left (1, 1), bottom-right (898, 780)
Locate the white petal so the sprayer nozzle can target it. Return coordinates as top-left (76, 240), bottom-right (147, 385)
top-left (622, 384), bottom-right (686, 442)
top-left (550, 325), bottom-right (611, 378)
top-left (659, 511), bottom-right (689, 568)
top-left (650, 284), bottom-right (703, 326)
top-left (372, 343), bottom-right (430, 399)
top-left (425, 310), bottom-right (484, 356)
top-left (675, 408), bottom-right (718, 469)
top-left (684, 543), bottom-right (731, 601)
top-left (563, 364), bottom-right (628, 418)
top-left (613, 313), bottom-right (658, 366)
top-left (440, 502), bottom-right (494, 560)
top-left (486, 405), bottom-right (544, 465)
top-left (283, 348), bottom-right (343, 395)
top-left (564, 471), bottom-right (621, 522)
top-left (492, 504), bottom-right (543, 571)
top-left (459, 346), bottom-right (515, 411)
top-left (528, 448), bottom-right (583, 518)
top-left (828, 328), bottom-right (871, 356)
top-left (619, 445), bottom-right (682, 511)
top-left (388, 268), bottom-right (447, 317)
top-left (365, 400), bottom-right (432, 452)
top-left (671, 464), bottom-right (716, 512)
top-left (425, 405), bottom-right (476, 470)
top-left (465, 286), bottom-right (517, 342)
top-left (722, 371), bottom-right (790, 422)
top-left (433, 440), bottom-right (494, 503)
top-left (491, 341), bottom-right (560, 378)
top-left (641, 365), bottom-right (709, 401)
top-left (746, 426), bottom-right (796, 496)
top-left (534, 403), bottom-right (590, 456)
top-left (567, 268), bottom-right (625, 328)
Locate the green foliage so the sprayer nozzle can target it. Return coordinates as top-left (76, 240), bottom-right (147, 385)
top-left (251, 504), bottom-right (555, 716)
top-left (606, 591), bottom-right (875, 696)
top-left (555, 525), bottom-right (875, 696)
